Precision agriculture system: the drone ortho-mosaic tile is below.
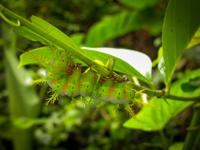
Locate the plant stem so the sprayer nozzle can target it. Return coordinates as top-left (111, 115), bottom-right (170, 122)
top-left (131, 83), bottom-right (200, 102)
top-left (183, 104), bottom-right (200, 150)
top-left (2, 23), bottom-right (36, 150)
top-left (0, 4), bottom-right (110, 76)
top-left (166, 95), bottom-right (200, 102)
top-left (159, 130), bottom-right (168, 150)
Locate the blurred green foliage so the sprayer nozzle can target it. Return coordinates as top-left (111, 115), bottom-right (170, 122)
top-left (0, 0), bottom-right (200, 150)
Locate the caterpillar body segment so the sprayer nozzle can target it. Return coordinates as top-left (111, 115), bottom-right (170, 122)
top-left (47, 61), bottom-right (136, 104)
top-left (61, 67), bottom-right (82, 97)
top-left (95, 81), bottom-right (136, 104)
top-left (47, 72), bottom-right (62, 91)
top-left (109, 82), bottom-right (125, 103)
top-left (78, 69), bottom-right (98, 96)
top-left (124, 83), bottom-right (136, 101)
top-left (95, 79), bottom-right (113, 100)
top-left (47, 61), bottom-right (80, 92)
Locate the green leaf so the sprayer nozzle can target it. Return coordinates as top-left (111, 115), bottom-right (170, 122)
top-left (162, 0), bottom-right (200, 84)
top-left (145, 12), bottom-right (163, 36)
top-left (85, 9), bottom-right (163, 46)
top-left (123, 69), bottom-right (200, 131)
top-left (169, 142), bottom-right (183, 150)
top-left (13, 117), bottom-right (46, 129)
top-left (31, 15), bottom-right (78, 49)
top-left (4, 30), bottom-right (40, 150)
top-left (82, 47), bottom-right (152, 79)
top-left (0, 116), bottom-right (8, 125)
top-left (119, 0), bottom-right (158, 9)
top-left (85, 11), bottom-right (143, 46)
top-left (187, 27), bottom-right (200, 48)
top-left (170, 70), bottom-right (200, 97)
top-left (19, 46), bottom-right (152, 84)
top-left (70, 33), bottom-right (84, 46)
top-left (14, 26), bottom-right (48, 44)
top-left (19, 47), bottom-right (55, 67)
top-left (5, 50), bottom-right (40, 119)
top-left (124, 98), bottom-right (192, 131)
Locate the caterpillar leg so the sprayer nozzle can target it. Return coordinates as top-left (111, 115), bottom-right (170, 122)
top-left (105, 57), bottom-right (115, 73)
top-left (46, 91), bottom-right (59, 104)
top-left (32, 78), bottom-right (47, 85)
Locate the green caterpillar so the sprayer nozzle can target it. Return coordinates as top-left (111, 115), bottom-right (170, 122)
top-left (46, 61), bottom-right (136, 104)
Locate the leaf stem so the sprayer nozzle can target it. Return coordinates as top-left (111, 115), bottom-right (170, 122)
top-left (166, 94), bottom-right (200, 102)
top-left (159, 130), bottom-right (168, 150)
top-left (131, 83), bottom-right (200, 102)
top-left (0, 12), bottom-right (20, 27)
